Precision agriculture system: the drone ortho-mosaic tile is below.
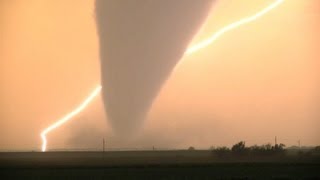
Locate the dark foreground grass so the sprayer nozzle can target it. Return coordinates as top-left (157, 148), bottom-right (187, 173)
top-left (0, 151), bottom-right (319, 179)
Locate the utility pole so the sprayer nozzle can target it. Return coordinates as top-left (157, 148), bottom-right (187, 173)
top-left (298, 140), bottom-right (301, 149)
top-left (275, 136), bottom-right (277, 146)
top-left (103, 138), bottom-right (105, 152)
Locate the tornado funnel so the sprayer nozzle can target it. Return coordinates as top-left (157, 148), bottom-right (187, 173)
top-left (96, 0), bottom-right (214, 135)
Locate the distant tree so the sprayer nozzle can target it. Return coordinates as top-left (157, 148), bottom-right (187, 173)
top-left (276, 143), bottom-right (285, 150)
top-left (263, 143), bottom-right (273, 151)
top-left (272, 143), bottom-right (286, 155)
top-left (231, 141), bottom-right (247, 154)
top-left (314, 146), bottom-right (320, 152)
top-left (188, 146), bottom-right (195, 151)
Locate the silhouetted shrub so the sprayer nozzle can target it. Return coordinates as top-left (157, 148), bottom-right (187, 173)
top-left (212, 146), bottom-right (230, 156)
top-left (249, 143), bottom-right (285, 156)
top-left (250, 145), bottom-right (267, 155)
top-left (253, 143), bottom-right (286, 156)
top-left (231, 141), bottom-right (249, 155)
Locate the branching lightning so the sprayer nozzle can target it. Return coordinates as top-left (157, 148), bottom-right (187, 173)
top-left (40, 0), bottom-right (284, 152)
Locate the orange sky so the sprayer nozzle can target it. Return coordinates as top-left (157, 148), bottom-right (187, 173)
top-left (0, 0), bottom-right (319, 150)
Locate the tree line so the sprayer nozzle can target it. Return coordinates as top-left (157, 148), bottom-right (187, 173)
top-left (188, 141), bottom-right (320, 156)
top-left (210, 141), bottom-right (286, 156)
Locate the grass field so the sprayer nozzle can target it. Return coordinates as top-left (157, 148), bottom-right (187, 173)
top-left (1, 151), bottom-right (319, 179)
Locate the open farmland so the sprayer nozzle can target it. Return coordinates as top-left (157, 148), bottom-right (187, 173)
top-left (0, 150), bottom-right (319, 179)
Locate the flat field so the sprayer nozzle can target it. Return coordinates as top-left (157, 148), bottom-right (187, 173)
top-left (0, 151), bottom-right (319, 179)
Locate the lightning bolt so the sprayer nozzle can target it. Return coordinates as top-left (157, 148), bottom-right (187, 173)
top-left (40, 0), bottom-right (284, 152)
top-left (185, 0), bottom-right (284, 55)
top-left (41, 86), bottom-right (102, 152)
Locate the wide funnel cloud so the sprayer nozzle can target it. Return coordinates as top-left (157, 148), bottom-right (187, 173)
top-left (96, 0), bottom-right (214, 135)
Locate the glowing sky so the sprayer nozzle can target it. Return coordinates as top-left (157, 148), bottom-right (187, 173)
top-left (0, 0), bottom-right (319, 150)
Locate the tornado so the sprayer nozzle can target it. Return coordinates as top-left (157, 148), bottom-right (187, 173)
top-left (95, 0), bottom-right (214, 135)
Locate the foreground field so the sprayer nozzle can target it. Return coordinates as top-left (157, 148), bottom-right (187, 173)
top-left (0, 151), bottom-right (319, 179)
